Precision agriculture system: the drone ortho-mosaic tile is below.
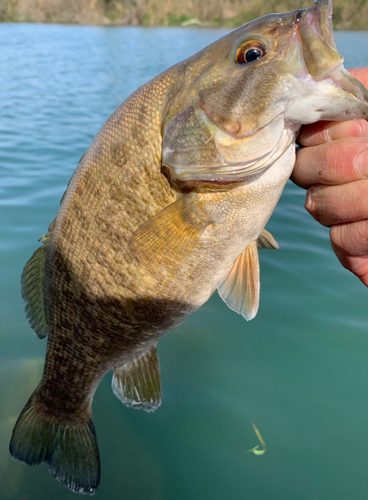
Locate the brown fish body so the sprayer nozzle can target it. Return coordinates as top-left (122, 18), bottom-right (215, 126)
top-left (38, 69), bottom-right (293, 422)
top-left (10, 0), bottom-right (368, 494)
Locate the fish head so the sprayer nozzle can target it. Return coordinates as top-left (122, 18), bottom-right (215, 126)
top-left (162, 0), bottom-right (368, 184)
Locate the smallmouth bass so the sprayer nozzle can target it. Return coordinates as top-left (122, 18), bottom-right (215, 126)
top-left (10, 0), bottom-right (368, 494)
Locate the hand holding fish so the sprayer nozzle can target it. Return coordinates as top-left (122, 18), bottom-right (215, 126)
top-left (292, 67), bottom-right (368, 286)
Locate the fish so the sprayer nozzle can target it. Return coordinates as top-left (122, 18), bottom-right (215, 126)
top-left (9, 0), bottom-right (368, 494)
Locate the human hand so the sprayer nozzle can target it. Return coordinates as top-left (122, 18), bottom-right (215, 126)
top-left (292, 67), bottom-right (368, 287)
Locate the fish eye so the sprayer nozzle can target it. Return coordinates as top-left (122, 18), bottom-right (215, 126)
top-left (235, 40), bottom-right (267, 64)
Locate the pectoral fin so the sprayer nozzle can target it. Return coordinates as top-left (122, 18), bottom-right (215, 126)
top-left (217, 241), bottom-right (260, 321)
top-left (129, 193), bottom-right (211, 265)
top-left (112, 344), bottom-right (162, 412)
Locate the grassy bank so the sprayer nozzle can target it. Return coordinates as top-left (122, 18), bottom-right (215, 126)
top-left (1, 0), bottom-right (367, 29)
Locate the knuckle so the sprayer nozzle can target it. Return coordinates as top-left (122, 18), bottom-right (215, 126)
top-left (330, 225), bottom-right (343, 251)
top-left (359, 119), bottom-right (368, 137)
top-left (305, 185), bottom-right (331, 226)
top-left (355, 145), bottom-right (368, 179)
top-left (305, 187), bottom-right (317, 217)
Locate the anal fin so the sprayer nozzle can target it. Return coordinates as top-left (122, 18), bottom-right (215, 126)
top-left (217, 241), bottom-right (260, 321)
top-left (112, 344), bottom-right (161, 413)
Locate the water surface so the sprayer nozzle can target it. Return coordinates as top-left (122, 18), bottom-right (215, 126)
top-left (1, 24), bottom-right (368, 500)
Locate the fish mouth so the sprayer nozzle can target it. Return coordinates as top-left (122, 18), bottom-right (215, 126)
top-left (304, 0), bottom-right (337, 50)
top-left (297, 0), bottom-right (343, 79)
top-left (299, 0), bottom-right (368, 106)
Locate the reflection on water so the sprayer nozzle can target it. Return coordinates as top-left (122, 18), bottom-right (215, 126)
top-left (1, 24), bottom-right (368, 500)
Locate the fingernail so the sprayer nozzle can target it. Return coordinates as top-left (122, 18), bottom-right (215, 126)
top-left (327, 120), bottom-right (365, 141)
top-left (356, 147), bottom-right (368, 177)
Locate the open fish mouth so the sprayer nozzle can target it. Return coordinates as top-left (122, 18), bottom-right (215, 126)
top-left (304, 0), bottom-right (337, 50)
top-left (297, 0), bottom-right (343, 79)
top-left (299, 0), bottom-right (367, 106)
top-left (287, 0), bottom-right (368, 121)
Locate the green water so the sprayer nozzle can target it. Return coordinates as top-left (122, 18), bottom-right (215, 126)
top-left (1, 25), bottom-right (368, 500)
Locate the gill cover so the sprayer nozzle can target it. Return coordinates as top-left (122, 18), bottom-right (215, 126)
top-left (163, 108), bottom-right (293, 181)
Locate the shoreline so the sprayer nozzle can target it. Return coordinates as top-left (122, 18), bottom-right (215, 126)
top-left (1, 20), bottom-right (367, 31)
top-left (1, 0), bottom-right (367, 31)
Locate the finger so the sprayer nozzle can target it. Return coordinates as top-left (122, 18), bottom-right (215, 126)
top-left (349, 67), bottom-right (368, 89)
top-left (330, 221), bottom-right (368, 287)
top-left (292, 136), bottom-right (368, 189)
top-left (305, 179), bottom-right (368, 227)
top-left (297, 119), bottom-right (368, 147)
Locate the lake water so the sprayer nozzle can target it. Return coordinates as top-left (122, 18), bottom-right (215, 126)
top-left (1, 24), bottom-right (368, 500)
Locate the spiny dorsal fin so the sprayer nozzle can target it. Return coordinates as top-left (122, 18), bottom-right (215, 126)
top-left (217, 241), bottom-right (260, 321)
top-left (129, 193), bottom-right (211, 266)
top-left (257, 229), bottom-right (279, 250)
top-left (112, 344), bottom-right (161, 412)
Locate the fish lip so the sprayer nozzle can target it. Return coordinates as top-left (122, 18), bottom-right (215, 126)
top-left (327, 66), bottom-right (368, 108)
top-left (301, 0), bottom-right (368, 105)
top-left (303, 2), bottom-right (322, 37)
top-left (303, 0), bottom-right (336, 48)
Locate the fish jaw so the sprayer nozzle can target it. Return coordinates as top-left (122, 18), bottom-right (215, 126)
top-left (162, 0), bottom-right (368, 185)
top-left (300, 0), bottom-right (342, 78)
top-left (314, 0), bottom-right (337, 49)
top-left (282, 0), bottom-right (368, 126)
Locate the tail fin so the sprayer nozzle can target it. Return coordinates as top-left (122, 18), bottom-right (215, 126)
top-left (9, 396), bottom-right (100, 495)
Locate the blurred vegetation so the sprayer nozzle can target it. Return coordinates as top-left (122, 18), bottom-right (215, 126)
top-left (0, 0), bottom-right (367, 29)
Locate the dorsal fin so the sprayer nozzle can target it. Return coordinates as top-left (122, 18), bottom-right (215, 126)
top-left (112, 344), bottom-right (161, 412)
top-left (217, 241), bottom-right (260, 321)
top-left (21, 219), bottom-right (56, 339)
top-left (21, 245), bottom-right (50, 339)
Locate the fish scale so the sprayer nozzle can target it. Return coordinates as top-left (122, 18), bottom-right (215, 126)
top-left (10, 0), bottom-right (368, 494)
